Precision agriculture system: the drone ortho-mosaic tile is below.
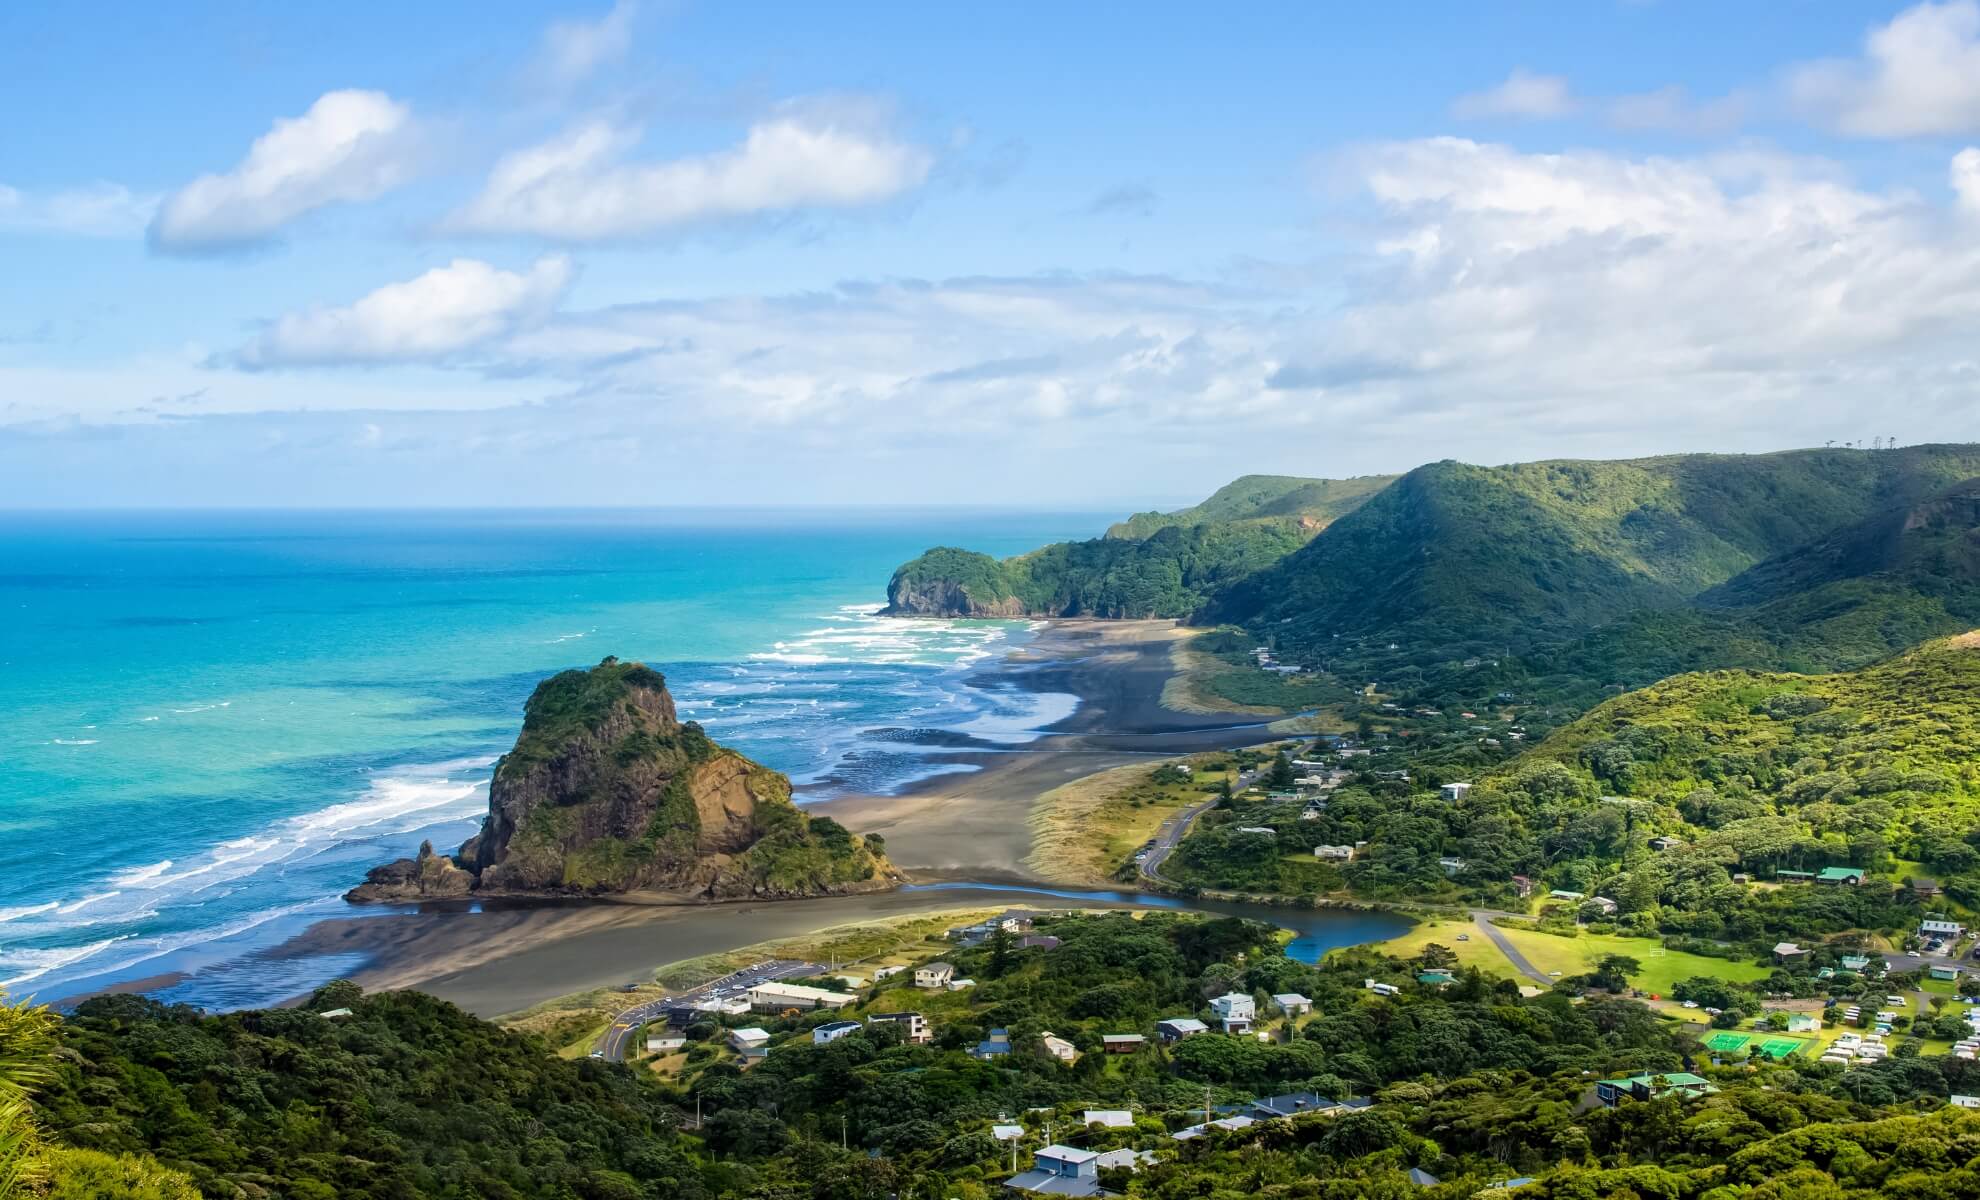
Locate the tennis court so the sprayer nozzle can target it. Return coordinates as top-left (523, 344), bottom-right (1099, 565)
top-left (1704, 1032), bottom-right (1751, 1053)
top-left (1757, 1037), bottom-right (1804, 1059)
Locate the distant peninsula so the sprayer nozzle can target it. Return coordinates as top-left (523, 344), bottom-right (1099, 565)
top-left (348, 657), bottom-right (898, 903)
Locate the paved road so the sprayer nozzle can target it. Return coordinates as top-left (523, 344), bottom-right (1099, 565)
top-left (1139, 767), bottom-right (1260, 885)
top-left (1470, 911), bottom-right (1555, 988)
top-left (593, 959), bottom-right (820, 1061)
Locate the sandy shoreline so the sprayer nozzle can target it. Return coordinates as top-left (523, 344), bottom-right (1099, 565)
top-left (141, 619), bottom-right (1290, 1017)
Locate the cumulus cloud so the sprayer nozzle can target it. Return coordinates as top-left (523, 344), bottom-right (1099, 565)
top-left (150, 90), bottom-right (422, 251)
top-left (1788, 0), bottom-right (1980, 136)
top-left (447, 103), bottom-right (931, 240)
top-left (0, 182), bottom-right (155, 236)
top-left (531, 0), bottom-right (637, 89)
top-left (1451, 69), bottom-right (1577, 120)
top-left (1956, 148), bottom-right (1980, 213)
top-left (237, 256), bottom-right (573, 367)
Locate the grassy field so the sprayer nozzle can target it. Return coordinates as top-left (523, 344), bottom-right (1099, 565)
top-left (1490, 925), bottom-right (1771, 994)
top-left (1026, 753), bottom-right (1245, 885)
top-left (649, 909), bottom-right (1002, 990)
top-left (1353, 917), bottom-right (1521, 974)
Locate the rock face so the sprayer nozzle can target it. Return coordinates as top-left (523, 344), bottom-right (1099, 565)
top-left (884, 571), bottom-right (1030, 618)
top-left (348, 657), bottom-right (898, 903)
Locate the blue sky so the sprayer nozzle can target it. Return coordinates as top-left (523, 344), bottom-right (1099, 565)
top-left (5, 1), bottom-right (1980, 507)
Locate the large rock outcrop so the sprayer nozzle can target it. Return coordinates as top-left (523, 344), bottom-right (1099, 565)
top-left (348, 658), bottom-right (898, 902)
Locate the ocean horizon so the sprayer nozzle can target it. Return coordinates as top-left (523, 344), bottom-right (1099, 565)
top-left (0, 507), bottom-right (1109, 1007)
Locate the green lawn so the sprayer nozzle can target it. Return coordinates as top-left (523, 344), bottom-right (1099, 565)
top-left (1489, 925), bottom-right (1771, 994)
top-left (1359, 918), bottom-right (1524, 975)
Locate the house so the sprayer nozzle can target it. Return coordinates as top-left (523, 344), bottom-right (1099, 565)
top-left (1003, 1144), bottom-right (1104, 1197)
top-left (1236, 826), bottom-right (1276, 836)
top-left (1039, 1032), bottom-right (1079, 1063)
top-left (1952, 1095), bottom-right (1980, 1109)
top-left (872, 965), bottom-right (906, 980)
top-left (1774, 869), bottom-right (1814, 882)
top-left (1250, 1091), bottom-right (1340, 1119)
top-left (812, 1020), bottom-right (862, 1045)
top-left (1407, 1168), bottom-right (1441, 1187)
top-left (1549, 889), bottom-right (1586, 902)
top-left (1817, 867), bottom-right (1866, 885)
top-left (1272, 993), bottom-right (1313, 1016)
top-left (1156, 1017), bottom-right (1208, 1042)
top-left (746, 982), bottom-right (857, 1011)
top-left (866, 1012), bottom-right (931, 1044)
top-left (916, 962), bottom-right (956, 989)
top-left (1923, 919), bottom-right (1966, 937)
top-left (1366, 980), bottom-right (1401, 997)
top-left (1787, 1013), bottom-right (1821, 1034)
top-left (1299, 806), bottom-right (1324, 821)
top-left (992, 1123), bottom-right (1025, 1141)
top-left (972, 1027), bottom-right (1013, 1059)
top-left (1171, 1115), bottom-right (1257, 1140)
top-left (1092, 1149), bottom-right (1155, 1172)
top-left (1932, 965), bottom-right (1963, 982)
top-left (646, 1034), bottom-right (687, 1053)
top-left (1731, 872), bottom-right (1752, 884)
top-left (1084, 1109), bottom-right (1134, 1129)
top-left (1648, 836), bottom-right (1681, 852)
top-left (1416, 969), bottom-right (1456, 987)
top-left (1437, 857), bottom-right (1466, 876)
top-left (1210, 992), bottom-right (1257, 1033)
top-left (1595, 1073), bottom-right (1717, 1107)
top-left (1312, 844), bottom-right (1356, 861)
top-left (1840, 954), bottom-right (1873, 971)
top-left (1511, 875), bottom-right (1534, 898)
top-left (947, 978), bottom-right (977, 992)
top-left (1773, 942), bottom-right (1811, 963)
top-left (1439, 782), bottom-right (1472, 801)
top-left (729, 1027), bottom-right (771, 1054)
top-left (1914, 878), bottom-right (1945, 898)
top-left (1583, 896), bottom-right (1619, 917)
top-left (1101, 1034), bottom-right (1145, 1054)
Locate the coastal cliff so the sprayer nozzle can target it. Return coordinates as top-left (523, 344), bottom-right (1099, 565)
top-left (348, 657), bottom-right (898, 902)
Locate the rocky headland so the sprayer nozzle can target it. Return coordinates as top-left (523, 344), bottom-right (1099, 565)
top-left (348, 657), bottom-right (899, 903)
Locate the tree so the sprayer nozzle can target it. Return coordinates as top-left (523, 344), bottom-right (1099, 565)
top-left (987, 925), bottom-right (1015, 978)
top-left (1265, 751), bottom-right (1297, 790)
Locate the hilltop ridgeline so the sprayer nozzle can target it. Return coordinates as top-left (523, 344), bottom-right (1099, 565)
top-left (882, 472), bottom-right (1395, 619)
top-left (347, 658), bottom-right (897, 902)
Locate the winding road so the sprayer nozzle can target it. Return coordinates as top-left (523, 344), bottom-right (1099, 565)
top-left (1139, 766), bottom-right (1261, 884)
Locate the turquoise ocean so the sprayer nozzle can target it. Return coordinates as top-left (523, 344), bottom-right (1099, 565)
top-left (0, 508), bottom-right (1108, 1007)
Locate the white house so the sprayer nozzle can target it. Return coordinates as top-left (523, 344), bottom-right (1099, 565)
top-left (992, 1123), bottom-right (1025, 1141)
top-left (1210, 992), bottom-right (1257, 1033)
top-left (947, 978), bottom-right (977, 991)
top-left (1365, 978), bottom-right (1401, 997)
top-left (915, 962), bottom-right (956, 989)
top-left (1084, 1109), bottom-right (1134, 1128)
top-left (811, 1020), bottom-right (861, 1045)
top-left (1923, 919), bottom-right (1966, 937)
top-left (865, 1012), bottom-right (931, 1043)
top-left (1437, 857), bottom-right (1466, 875)
top-left (646, 1034), bottom-right (687, 1053)
top-left (746, 981), bottom-right (857, 1011)
top-left (729, 1027), bottom-right (771, 1052)
top-left (1549, 889), bottom-right (1586, 902)
top-left (1039, 1031), bottom-right (1079, 1063)
top-left (1953, 1095), bottom-right (1980, 1109)
top-left (1313, 844), bottom-right (1356, 860)
top-left (872, 965), bottom-right (906, 980)
top-left (1439, 783), bottom-right (1472, 801)
top-left (1272, 993), bottom-right (1313, 1016)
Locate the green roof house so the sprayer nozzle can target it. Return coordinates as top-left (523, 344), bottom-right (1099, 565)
top-left (1816, 867), bottom-right (1865, 885)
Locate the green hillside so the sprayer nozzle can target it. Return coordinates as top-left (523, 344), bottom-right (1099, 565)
top-left (1106, 472), bottom-right (1396, 539)
top-left (883, 472), bottom-right (1394, 619)
top-left (1207, 445), bottom-right (1980, 676)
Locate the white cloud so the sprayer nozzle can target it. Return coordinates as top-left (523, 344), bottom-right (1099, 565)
top-left (238, 256), bottom-right (573, 367)
top-left (150, 90), bottom-right (422, 251)
top-left (532, 0), bottom-right (637, 89)
top-left (448, 103), bottom-right (931, 240)
top-left (1788, 0), bottom-right (1980, 136)
top-left (0, 182), bottom-right (156, 236)
top-left (1955, 148), bottom-right (1980, 213)
top-left (1452, 69), bottom-right (1577, 120)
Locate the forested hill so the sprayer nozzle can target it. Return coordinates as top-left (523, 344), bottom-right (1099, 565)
top-left (1205, 444), bottom-right (1980, 681)
top-left (882, 471), bottom-right (1392, 619)
top-left (1489, 632), bottom-right (1980, 888)
top-left (1104, 473), bottom-right (1397, 540)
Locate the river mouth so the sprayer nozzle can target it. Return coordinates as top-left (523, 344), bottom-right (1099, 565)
top-left (901, 881), bottom-right (1413, 964)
